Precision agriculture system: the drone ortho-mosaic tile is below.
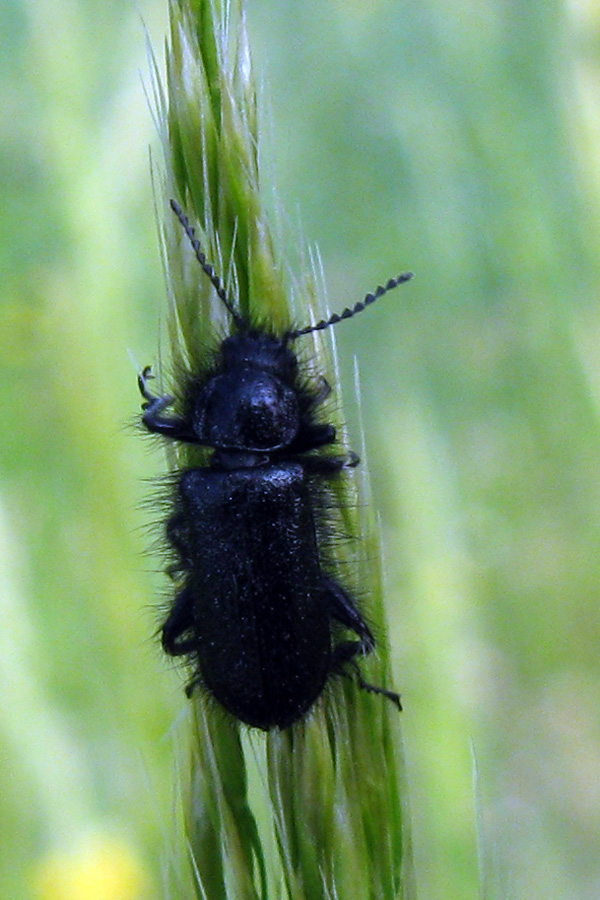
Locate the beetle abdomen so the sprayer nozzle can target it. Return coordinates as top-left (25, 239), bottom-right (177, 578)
top-left (169, 463), bottom-right (332, 729)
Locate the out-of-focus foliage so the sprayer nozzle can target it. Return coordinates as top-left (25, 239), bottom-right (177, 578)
top-left (1, 1), bottom-right (600, 899)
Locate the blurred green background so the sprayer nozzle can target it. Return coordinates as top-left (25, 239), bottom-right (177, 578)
top-left (2, 0), bottom-right (600, 898)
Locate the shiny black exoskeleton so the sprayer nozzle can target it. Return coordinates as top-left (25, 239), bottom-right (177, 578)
top-left (139, 199), bottom-right (412, 730)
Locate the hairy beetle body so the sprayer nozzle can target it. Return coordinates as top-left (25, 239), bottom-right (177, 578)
top-left (140, 200), bottom-right (412, 729)
top-left (167, 463), bottom-right (331, 730)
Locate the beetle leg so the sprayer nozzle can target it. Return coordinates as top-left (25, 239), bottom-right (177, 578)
top-left (184, 674), bottom-right (203, 698)
top-left (324, 576), bottom-right (374, 647)
top-left (161, 585), bottom-right (197, 657)
top-left (309, 376), bottom-right (332, 407)
top-left (325, 576), bottom-right (402, 710)
top-left (331, 640), bottom-right (402, 710)
top-left (291, 422), bottom-right (336, 452)
top-left (138, 365), bottom-right (159, 401)
top-left (348, 659), bottom-right (402, 710)
top-left (138, 366), bottom-right (197, 442)
top-left (302, 450), bottom-right (360, 474)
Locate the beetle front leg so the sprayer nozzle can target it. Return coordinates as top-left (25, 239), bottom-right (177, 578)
top-left (138, 366), bottom-right (197, 442)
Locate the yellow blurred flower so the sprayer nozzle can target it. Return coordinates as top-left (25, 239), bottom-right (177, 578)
top-left (31, 834), bottom-right (148, 900)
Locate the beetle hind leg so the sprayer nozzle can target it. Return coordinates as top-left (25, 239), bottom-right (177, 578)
top-left (325, 576), bottom-right (401, 711)
top-left (349, 659), bottom-right (402, 710)
top-left (331, 641), bottom-right (402, 711)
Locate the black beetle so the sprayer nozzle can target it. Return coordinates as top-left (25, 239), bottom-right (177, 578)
top-left (139, 199), bottom-right (412, 730)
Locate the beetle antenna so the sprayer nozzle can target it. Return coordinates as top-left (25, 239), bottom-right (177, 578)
top-left (170, 199), bottom-right (246, 329)
top-left (286, 272), bottom-right (414, 341)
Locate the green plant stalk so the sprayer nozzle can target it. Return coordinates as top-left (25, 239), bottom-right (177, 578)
top-left (150, 1), bottom-right (411, 898)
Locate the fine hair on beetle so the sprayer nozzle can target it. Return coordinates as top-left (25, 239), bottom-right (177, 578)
top-left (139, 199), bottom-right (413, 730)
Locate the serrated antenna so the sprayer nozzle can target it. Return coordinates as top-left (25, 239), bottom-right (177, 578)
top-left (170, 199), bottom-right (246, 329)
top-left (286, 272), bottom-right (414, 341)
